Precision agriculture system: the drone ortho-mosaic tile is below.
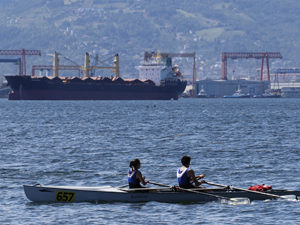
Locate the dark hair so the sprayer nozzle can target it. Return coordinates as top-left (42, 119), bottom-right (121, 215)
top-left (181, 156), bottom-right (191, 167)
top-left (129, 159), bottom-right (140, 170)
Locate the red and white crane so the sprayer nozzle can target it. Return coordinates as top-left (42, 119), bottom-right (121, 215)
top-left (222, 52), bottom-right (282, 81)
top-left (0, 49), bottom-right (41, 76)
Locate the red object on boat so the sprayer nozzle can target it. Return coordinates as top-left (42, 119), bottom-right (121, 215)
top-left (248, 184), bottom-right (272, 191)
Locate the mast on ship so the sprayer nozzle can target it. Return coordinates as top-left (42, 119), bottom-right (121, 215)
top-left (52, 52), bottom-right (120, 78)
top-left (53, 51), bottom-right (59, 77)
top-left (85, 53), bottom-right (120, 78)
top-left (157, 47), bottom-right (161, 63)
top-left (84, 53), bottom-right (90, 77)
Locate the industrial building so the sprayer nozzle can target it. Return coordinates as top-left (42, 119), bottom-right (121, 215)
top-left (194, 79), bottom-right (270, 97)
top-left (192, 52), bottom-right (280, 97)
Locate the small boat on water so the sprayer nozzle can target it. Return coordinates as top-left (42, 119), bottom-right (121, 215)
top-left (223, 85), bottom-right (250, 98)
top-left (262, 93), bottom-right (281, 98)
top-left (262, 89), bottom-right (281, 98)
top-left (253, 89), bottom-right (281, 98)
top-left (0, 81), bottom-right (11, 98)
top-left (23, 183), bottom-right (300, 203)
top-left (253, 94), bottom-right (282, 98)
top-left (197, 86), bottom-right (207, 98)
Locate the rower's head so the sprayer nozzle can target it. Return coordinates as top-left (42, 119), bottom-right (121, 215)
top-left (129, 158), bottom-right (141, 170)
top-left (181, 155), bottom-right (191, 167)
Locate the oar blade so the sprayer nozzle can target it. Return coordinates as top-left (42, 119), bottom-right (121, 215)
top-left (277, 195), bottom-right (299, 201)
top-left (219, 197), bottom-right (251, 205)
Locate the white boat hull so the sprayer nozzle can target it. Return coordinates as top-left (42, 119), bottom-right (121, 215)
top-left (24, 185), bottom-right (219, 203)
top-left (23, 185), bottom-right (300, 203)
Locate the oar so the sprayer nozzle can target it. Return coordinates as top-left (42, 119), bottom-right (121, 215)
top-left (205, 182), bottom-right (285, 199)
top-left (149, 182), bottom-right (249, 203)
top-left (118, 184), bottom-right (129, 188)
top-left (119, 187), bottom-right (171, 192)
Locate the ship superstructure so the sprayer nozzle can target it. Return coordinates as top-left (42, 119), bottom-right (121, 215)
top-left (135, 50), bottom-right (183, 86)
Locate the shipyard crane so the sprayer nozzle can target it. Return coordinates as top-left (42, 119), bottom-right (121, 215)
top-left (144, 51), bottom-right (196, 96)
top-left (275, 68), bottom-right (300, 74)
top-left (0, 49), bottom-right (41, 76)
top-left (222, 52), bottom-right (282, 81)
top-left (273, 68), bottom-right (300, 89)
top-left (0, 58), bottom-right (22, 76)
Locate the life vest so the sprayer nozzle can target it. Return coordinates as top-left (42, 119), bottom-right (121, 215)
top-left (128, 169), bottom-right (141, 188)
top-left (177, 168), bottom-right (190, 186)
top-left (248, 184), bottom-right (272, 191)
top-left (128, 169), bottom-right (138, 183)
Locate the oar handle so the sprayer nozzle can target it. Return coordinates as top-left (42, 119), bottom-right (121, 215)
top-left (205, 182), bottom-right (226, 188)
top-left (149, 181), bottom-right (171, 188)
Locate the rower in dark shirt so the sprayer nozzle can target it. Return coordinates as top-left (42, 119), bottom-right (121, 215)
top-left (128, 159), bottom-right (149, 188)
top-left (177, 155), bottom-right (205, 189)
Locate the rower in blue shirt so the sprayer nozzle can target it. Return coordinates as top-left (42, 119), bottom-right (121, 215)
top-left (177, 155), bottom-right (205, 189)
top-left (128, 159), bottom-right (149, 188)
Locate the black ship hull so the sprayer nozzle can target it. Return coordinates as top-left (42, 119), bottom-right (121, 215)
top-left (5, 76), bottom-right (187, 100)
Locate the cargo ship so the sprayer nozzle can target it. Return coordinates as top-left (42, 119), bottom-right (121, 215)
top-left (5, 52), bottom-right (186, 100)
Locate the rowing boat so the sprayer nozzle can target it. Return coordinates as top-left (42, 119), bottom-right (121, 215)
top-left (23, 184), bottom-right (300, 203)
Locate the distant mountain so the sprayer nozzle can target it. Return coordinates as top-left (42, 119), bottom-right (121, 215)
top-left (0, 0), bottom-right (299, 79)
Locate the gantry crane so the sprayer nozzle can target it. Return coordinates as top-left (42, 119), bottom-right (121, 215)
top-left (0, 49), bottom-right (41, 76)
top-left (273, 68), bottom-right (300, 89)
top-left (0, 58), bottom-right (22, 75)
top-left (222, 52), bottom-right (282, 81)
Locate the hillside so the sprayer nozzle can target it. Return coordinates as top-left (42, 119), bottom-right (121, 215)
top-left (0, 0), bottom-right (300, 81)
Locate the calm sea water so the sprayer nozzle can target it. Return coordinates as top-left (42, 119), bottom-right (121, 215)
top-left (1, 98), bottom-right (300, 224)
